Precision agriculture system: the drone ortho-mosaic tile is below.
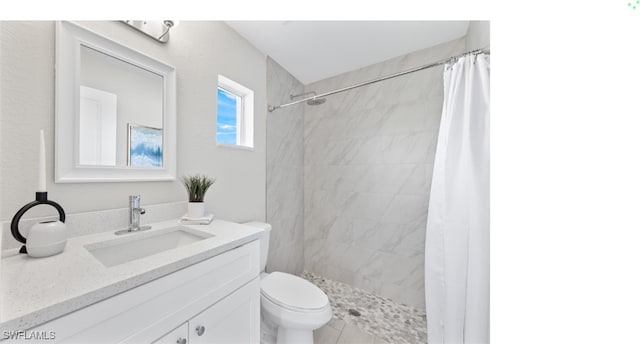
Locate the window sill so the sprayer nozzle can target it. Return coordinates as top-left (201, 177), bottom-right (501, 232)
top-left (216, 142), bottom-right (254, 151)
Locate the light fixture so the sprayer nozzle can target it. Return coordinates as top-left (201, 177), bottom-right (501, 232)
top-left (122, 20), bottom-right (178, 43)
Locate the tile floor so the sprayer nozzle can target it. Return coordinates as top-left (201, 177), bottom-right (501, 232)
top-left (303, 271), bottom-right (427, 344)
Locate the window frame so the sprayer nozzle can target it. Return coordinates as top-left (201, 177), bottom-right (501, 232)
top-left (216, 75), bottom-right (254, 150)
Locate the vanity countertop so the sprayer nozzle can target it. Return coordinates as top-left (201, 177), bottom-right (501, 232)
top-left (0, 219), bottom-right (263, 332)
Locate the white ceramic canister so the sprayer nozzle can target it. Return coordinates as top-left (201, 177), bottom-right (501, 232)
top-left (26, 220), bottom-right (67, 258)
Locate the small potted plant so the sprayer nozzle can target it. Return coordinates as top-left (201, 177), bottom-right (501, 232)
top-left (181, 174), bottom-right (216, 218)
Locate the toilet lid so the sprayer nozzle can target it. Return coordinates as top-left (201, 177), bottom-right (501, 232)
top-left (261, 272), bottom-right (329, 311)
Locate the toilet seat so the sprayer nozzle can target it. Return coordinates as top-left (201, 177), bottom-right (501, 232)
top-left (261, 272), bottom-right (329, 313)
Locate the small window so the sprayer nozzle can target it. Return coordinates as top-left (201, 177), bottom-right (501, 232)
top-left (217, 75), bottom-right (254, 149)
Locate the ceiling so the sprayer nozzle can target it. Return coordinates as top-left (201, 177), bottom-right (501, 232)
top-left (225, 21), bottom-right (470, 85)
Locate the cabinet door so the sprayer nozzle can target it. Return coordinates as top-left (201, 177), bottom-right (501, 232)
top-left (189, 277), bottom-right (260, 344)
top-left (152, 323), bottom-right (189, 344)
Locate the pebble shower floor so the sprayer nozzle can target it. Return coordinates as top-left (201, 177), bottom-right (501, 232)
top-left (302, 271), bottom-right (427, 344)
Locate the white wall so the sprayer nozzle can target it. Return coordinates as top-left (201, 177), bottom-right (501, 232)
top-left (465, 21), bottom-right (490, 51)
top-left (0, 21), bottom-right (266, 225)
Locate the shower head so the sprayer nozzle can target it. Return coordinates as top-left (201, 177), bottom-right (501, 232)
top-left (290, 91), bottom-right (326, 106)
top-left (306, 98), bottom-right (326, 106)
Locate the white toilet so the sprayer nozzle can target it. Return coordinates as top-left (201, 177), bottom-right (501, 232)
top-left (244, 221), bottom-right (332, 344)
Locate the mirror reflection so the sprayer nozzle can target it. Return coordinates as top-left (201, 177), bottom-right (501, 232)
top-left (79, 45), bottom-right (164, 167)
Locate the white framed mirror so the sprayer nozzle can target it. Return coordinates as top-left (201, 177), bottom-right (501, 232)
top-left (55, 21), bottom-right (176, 182)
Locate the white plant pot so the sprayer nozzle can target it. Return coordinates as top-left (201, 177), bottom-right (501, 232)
top-left (187, 202), bottom-right (205, 218)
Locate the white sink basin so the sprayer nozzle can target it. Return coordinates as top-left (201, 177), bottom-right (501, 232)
top-left (85, 226), bottom-right (213, 267)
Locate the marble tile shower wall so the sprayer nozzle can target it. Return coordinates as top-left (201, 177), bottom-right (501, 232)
top-left (303, 38), bottom-right (466, 309)
top-left (265, 58), bottom-right (305, 275)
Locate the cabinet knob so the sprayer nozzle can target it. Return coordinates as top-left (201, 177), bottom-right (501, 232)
top-left (176, 337), bottom-right (186, 344)
top-left (195, 325), bottom-right (206, 336)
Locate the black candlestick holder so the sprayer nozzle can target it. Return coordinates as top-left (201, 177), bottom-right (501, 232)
top-left (10, 192), bottom-right (66, 254)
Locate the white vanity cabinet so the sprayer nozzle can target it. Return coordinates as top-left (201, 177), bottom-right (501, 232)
top-left (152, 277), bottom-right (259, 344)
top-left (17, 240), bottom-right (260, 344)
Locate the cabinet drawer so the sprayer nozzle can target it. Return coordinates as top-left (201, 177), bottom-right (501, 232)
top-left (24, 240), bottom-right (259, 343)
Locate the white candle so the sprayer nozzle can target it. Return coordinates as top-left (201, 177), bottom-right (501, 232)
top-left (38, 129), bottom-right (46, 192)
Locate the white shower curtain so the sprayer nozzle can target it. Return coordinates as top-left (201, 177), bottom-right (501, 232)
top-left (425, 53), bottom-right (490, 344)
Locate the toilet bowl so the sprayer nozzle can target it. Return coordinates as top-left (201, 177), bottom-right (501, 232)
top-left (244, 222), bottom-right (332, 344)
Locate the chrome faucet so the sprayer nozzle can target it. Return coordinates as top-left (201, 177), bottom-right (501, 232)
top-left (128, 195), bottom-right (146, 231)
top-left (114, 195), bottom-right (152, 235)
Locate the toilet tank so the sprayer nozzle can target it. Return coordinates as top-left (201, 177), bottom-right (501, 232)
top-left (243, 221), bottom-right (272, 273)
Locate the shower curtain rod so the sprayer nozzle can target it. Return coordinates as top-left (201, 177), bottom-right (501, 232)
top-left (268, 48), bottom-right (490, 112)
